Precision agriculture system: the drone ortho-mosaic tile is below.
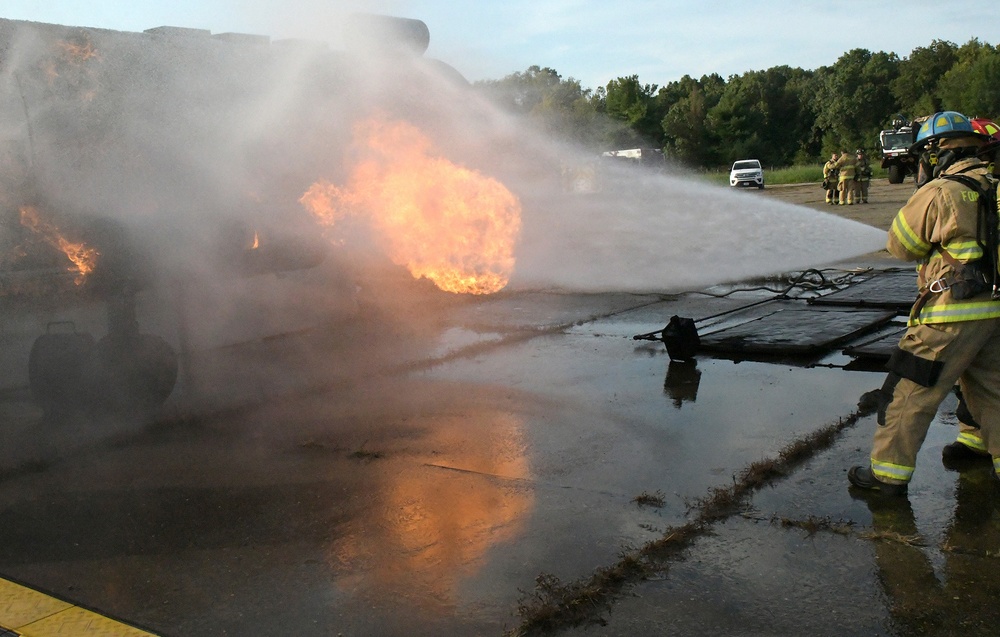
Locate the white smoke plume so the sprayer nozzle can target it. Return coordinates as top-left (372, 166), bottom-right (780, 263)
top-left (0, 13), bottom-right (886, 413)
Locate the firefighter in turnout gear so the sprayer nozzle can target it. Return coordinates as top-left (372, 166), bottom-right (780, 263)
top-left (939, 117), bottom-right (1000, 469)
top-left (822, 152), bottom-right (839, 204)
top-left (834, 150), bottom-right (857, 205)
top-left (848, 111), bottom-right (1000, 496)
top-left (854, 149), bottom-right (872, 203)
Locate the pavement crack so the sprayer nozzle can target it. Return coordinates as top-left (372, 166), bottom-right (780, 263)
top-left (507, 408), bottom-right (867, 636)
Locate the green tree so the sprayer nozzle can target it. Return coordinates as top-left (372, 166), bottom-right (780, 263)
top-left (475, 66), bottom-right (623, 149)
top-left (598, 75), bottom-right (663, 146)
top-left (891, 40), bottom-right (957, 116)
top-left (936, 40), bottom-right (1000, 117)
top-left (473, 36), bottom-right (1000, 170)
top-left (813, 49), bottom-right (900, 153)
top-left (705, 72), bottom-right (767, 162)
top-left (660, 74), bottom-right (724, 166)
top-left (703, 67), bottom-right (816, 166)
top-left (476, 65), bottom-right (588, 115)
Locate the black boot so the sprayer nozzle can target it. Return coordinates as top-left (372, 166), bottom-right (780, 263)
top-left (848, 465), bottom-right (908, 496)
top-left (942, 441), bottom-right (991, 471)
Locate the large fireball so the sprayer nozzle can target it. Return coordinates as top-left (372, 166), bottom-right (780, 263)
top-left (300, 116), bottom-right (521, 295)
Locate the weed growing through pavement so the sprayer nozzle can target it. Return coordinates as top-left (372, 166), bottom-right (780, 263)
top-left (764, 513), bottom-right (925, 547)
top-left (774, 514), bottom-right (854, 536)
top-left (348, 449), bottom-right (384, 461)
top-left (347, 440), bottom-right (384, 461)
top-left (632, 490), bottom-right (666, 508)
top-left (509, 410), bottom-right (865, 636)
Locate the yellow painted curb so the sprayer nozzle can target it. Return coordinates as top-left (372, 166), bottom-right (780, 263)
top-left (0, 578), bottom-right (158, 636)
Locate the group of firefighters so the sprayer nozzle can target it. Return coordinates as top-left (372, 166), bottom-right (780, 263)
top-left (841, 111), bottom-right (1000, 498)
top-left (822, 148), bottom-right (873, 205)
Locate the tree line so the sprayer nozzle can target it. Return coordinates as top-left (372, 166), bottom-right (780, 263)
top-left (474, 39), bottom-right (1000, 170)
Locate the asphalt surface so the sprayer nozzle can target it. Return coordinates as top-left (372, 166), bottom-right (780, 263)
top-left (2, 249), bottom-right (999, 636)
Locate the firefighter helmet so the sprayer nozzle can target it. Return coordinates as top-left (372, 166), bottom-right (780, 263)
top-left (910, 111), bottom-right (976, 152)
top-left (971, 117), bottom-right (1000, 150)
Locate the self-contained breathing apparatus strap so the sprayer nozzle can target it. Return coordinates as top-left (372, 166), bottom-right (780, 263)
top-left (916, 171), bottom-right (1000, 314)
top-left (909, 242), bottom-right (978, 321)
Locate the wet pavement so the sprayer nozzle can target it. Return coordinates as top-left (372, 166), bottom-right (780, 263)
top-left (2, 254), bottom-right (1000, 636)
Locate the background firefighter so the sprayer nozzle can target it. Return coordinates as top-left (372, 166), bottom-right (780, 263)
top-left (854, 149), bottom-right (872, 203)
top-left (848, 111), bottom-right (1000, 496)
top-left (822, 152), bottom-right (839, 204)
top-left (834, 149), bottom-right (857, 205)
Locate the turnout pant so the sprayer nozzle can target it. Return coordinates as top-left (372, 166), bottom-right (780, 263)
top-left (872, 318), bottom-right (1000, 483)
top-left (838, 178), bottom-right (854, 204)
top-left (854, 179), bottom-right (869, 203)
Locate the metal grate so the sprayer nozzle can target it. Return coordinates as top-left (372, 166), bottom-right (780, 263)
top-left (809, 270), bottom-right (916, 310)
top-left (699, 307), bottom-right (897, 355)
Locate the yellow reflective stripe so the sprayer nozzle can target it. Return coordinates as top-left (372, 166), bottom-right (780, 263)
top-left (939, 241), bottom-right (985, 261)
top-left (994, 457), bottom-right (1000, 474)
top-left (891, 214), bottom-right (930, 256)
top-left (957, 431), bottom-right (987, 451)
top-left (911, 301), bottom-right (1000, 325)
top-left (871, 459), bottom-right (913, 482)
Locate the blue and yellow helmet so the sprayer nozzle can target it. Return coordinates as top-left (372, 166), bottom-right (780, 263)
top-left (910, 111), bottom-right (975, 152)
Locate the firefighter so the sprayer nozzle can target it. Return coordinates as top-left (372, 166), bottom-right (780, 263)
top-left (939, 117), bottom-right (1000, 468)
top-left (854, 149), bottom-right (872, 203)
top-left (848, 111), bottom-right (1000, 496)
top-left (972, 117), bottom-right (1000, 175)
top-left (822, 152), bottom-right (839, 204)
top-left (834, 149), bottom-right (856, 205)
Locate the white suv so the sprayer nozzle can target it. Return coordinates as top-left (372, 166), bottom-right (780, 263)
top-left (729, 159), bottom-right (764, 189)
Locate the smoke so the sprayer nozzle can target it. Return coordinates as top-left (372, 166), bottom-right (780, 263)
top-left (0, 14), bottom-right (886, 415)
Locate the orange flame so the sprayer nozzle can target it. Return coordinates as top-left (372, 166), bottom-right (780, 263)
top-left (45, 38), bottom-right (101, 100)
top-left (58, 39), bottom-right (101, 64)
top-left (300, 117), bottom-right (521, 295)
top-left (19, 206), bottom-right (99, 284)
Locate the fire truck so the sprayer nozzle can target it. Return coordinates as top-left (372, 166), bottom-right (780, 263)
top-left (878, 115), bottom-right (917, 184)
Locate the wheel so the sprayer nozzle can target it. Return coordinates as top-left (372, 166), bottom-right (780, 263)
top-left (758, 183), bottom-right (764, 190)
top-left (88, 334), bottom-right (178, 412)
top-left (28, 330), bottom-right (96, 411)
top-left (887, 164), bottom-right (903, 184)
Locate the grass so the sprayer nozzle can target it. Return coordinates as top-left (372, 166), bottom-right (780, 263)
top-left (632, 490), bottom-right (666, 508)
top-left (507, 409), bottom-right (868, 636)
top-left (348, 448), bottom-right (384, 461)
top-left (700, 163), bottom-right (888, 187)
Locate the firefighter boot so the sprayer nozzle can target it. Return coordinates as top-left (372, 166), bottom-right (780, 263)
top-left (942, 441), bottom-right (991, 471)
top-left (848, 465), bottom-right (908, 496)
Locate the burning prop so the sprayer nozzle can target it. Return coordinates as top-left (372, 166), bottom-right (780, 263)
top-left (19, 205), bottom-right (99, 284)
top-left (300, 116), bottom-right (521, 295)
top-left (18, 212), bottom-right (178, 416)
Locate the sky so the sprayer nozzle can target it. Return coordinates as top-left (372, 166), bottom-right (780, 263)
top-left (2, 0), bottom-right (998, 90)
